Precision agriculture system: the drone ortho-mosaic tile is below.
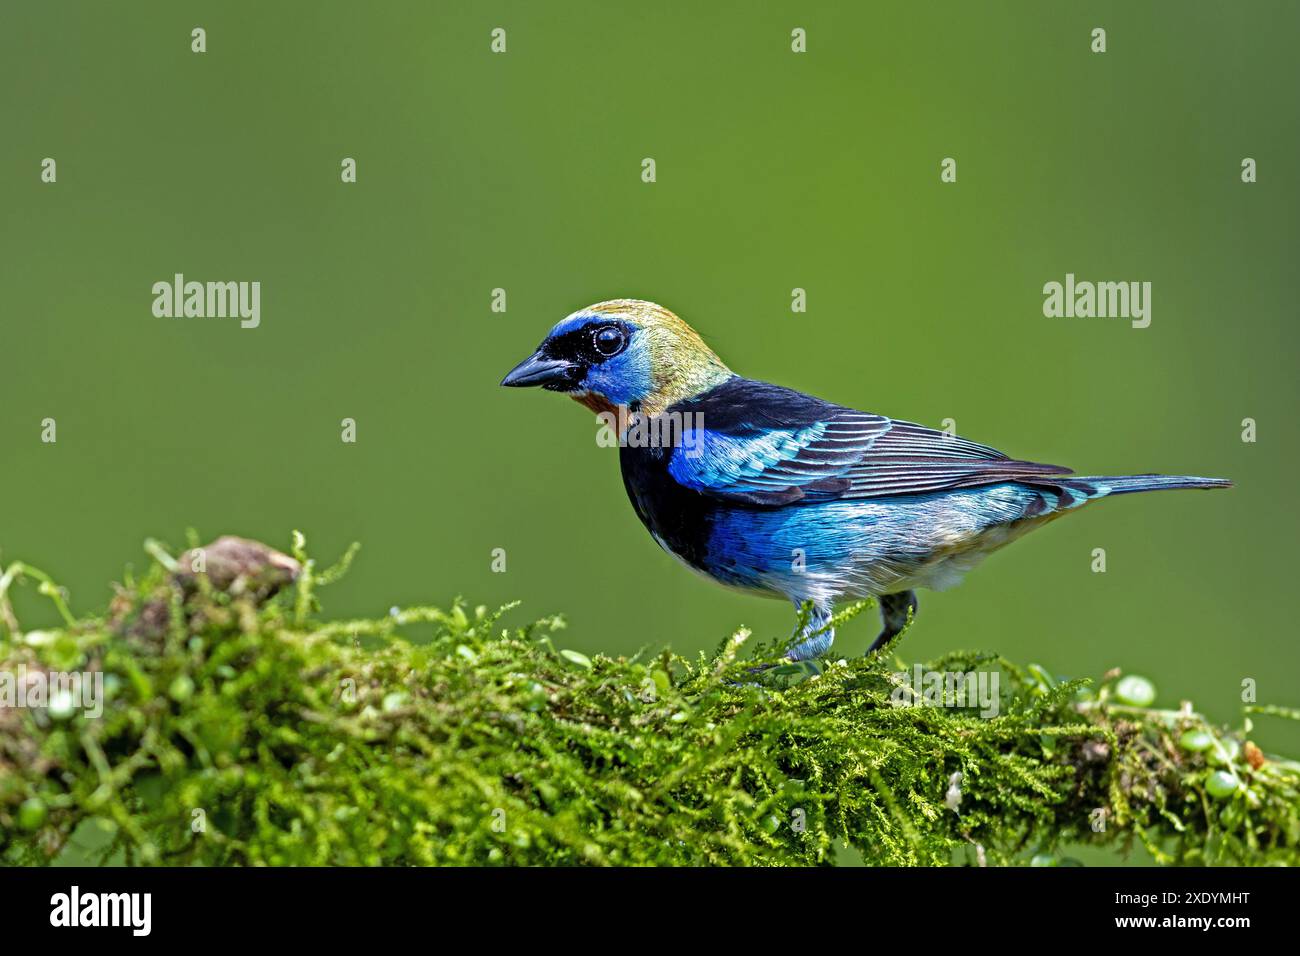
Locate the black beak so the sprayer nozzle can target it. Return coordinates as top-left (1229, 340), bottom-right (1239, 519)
top-left (500, 352), bottom-right (579, 388)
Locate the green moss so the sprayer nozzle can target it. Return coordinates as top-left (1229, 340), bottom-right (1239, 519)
top-left (1, 535), bottom-right (1297, 866)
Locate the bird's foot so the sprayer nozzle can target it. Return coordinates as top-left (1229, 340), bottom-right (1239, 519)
top-left (867, 590), bottom-right (918, 655)
top-left (785, 604), bottom-right (836, 661)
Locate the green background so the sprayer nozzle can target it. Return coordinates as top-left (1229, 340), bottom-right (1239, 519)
top-left (3, 1), bottom-right (1297, 859)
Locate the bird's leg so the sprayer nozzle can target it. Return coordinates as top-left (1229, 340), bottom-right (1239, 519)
top-left (868, 590), bottom-right (918, 654)
top-left (787, 604), bottom-right (835, 661)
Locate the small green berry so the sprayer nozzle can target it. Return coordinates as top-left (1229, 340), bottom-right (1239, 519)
top-left (1179, 730), bottom-right (1214, 753)
top-left (168, 675), bottom-right (195, 702)
top-left (18, 797), bottom-right (48, 830)
top-left (1205, 770), bottom-right (1239, 799)
top-left (1113, 675), bottom-right (1156, 707)
top-left (46, 689), bottom-right (78, 721)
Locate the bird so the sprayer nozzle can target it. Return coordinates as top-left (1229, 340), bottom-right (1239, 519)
top-left (501, 299), bottom-right (1231, 660)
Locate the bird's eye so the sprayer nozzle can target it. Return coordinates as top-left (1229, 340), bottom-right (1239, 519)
top-left (592, 326), bottom-right (625, 357)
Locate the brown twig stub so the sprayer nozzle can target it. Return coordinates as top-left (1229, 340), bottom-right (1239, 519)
top-left (175, 536), bottom-right (301, 599)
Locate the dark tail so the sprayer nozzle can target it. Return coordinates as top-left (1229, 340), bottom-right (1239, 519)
top-left (1062, 474), bottom-right (1232, 499)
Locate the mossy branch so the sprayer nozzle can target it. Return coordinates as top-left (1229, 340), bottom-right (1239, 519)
top-left (0, 536), bottom-right (1296, 866)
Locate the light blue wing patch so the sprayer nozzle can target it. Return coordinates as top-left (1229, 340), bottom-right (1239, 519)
top-left (668, 423), bottom-right (838, 504)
